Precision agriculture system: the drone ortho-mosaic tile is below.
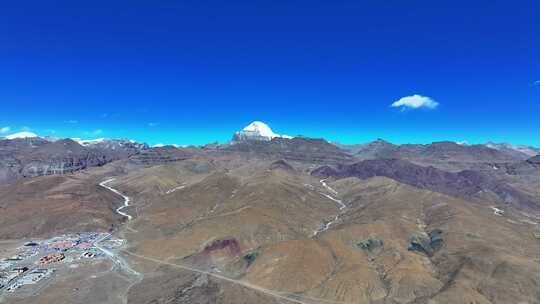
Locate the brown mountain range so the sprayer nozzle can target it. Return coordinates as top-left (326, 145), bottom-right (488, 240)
top-left (1, 132), bottom-right (539, 304)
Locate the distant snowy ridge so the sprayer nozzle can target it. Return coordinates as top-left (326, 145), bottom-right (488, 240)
top-left (0, 133), bottom-right (149, 152)
top-left (486, 142), bottom-right (540, 157)
top-left (72, 138), bottom-right (149, 152)
top-left (72, 137), bottom-right (142, 146)
top-left (232, 121), bottom-right (292, 143)
top-left (4, 131), bottom-right (39, 139)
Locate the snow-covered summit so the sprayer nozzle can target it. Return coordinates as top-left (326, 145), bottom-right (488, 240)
top-left (232, 121), bottom-right (292, 143)
top-left (242, 121), bottom-right (279, 138)
top-left (4, 131), bottom-right (39, 139)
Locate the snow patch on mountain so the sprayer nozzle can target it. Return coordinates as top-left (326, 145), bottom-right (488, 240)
top-left (73, 138), bottom-right (106, 146)
top-left (71, 138), bottom-right (149, 153)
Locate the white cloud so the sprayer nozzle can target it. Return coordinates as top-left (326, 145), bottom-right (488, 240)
top-left (0, 126), bottom-right (11, 134)
top-left (148, 122), bottom-right (159, 127)
top-left (391, 94), bottom-right (439, 110)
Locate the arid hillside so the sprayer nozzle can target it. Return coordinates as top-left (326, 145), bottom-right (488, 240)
top-left (97, 154), bottom-right (540, 304)
top-left (1, 141), bottom-right (539, 304)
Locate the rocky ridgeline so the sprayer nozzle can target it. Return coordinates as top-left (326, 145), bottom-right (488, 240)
top-left (226, 121), bottom-right (353, 164)
top-left (311, 158), bottom-right (540, 213)
top-left (0, 137), bottom-right (149, 184)
top-left (351, 139), bottom-right (527, 163)
top-left (224, 137), bottom-right (353, 164)
top-left (129, 146), bottom-right (206, 165)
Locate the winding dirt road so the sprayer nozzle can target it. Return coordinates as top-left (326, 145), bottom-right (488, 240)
top-left (313, 179), bottom-right (348, 236)
top-left (122, 250), bottom-right (348, 304)
top-left (100, 178), bottom-right (133, 221)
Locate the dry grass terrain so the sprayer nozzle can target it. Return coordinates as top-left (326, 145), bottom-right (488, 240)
top-left (1, 152), bottom-right (539, 304)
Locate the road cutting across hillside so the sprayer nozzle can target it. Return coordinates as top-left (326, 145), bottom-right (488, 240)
top-left (123, 250), bottom-right (349, 304)
top-left (100, 178), bottom-right (133, 221)
top-left (313, 179), bottom-right (348, 236)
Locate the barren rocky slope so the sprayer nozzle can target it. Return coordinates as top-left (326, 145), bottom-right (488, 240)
top-left (221, 137), bottom-right (353, 164)
top-left (350, 140), bottom-right (527, 171)
top-left (104, 156), bottom-right (540, 304)
top-left (0, 162), bottom-right (130, 239)
top-left (311, 159), bottom-right (540, 214)
top-left (0, 137), bottom-right (148, 184)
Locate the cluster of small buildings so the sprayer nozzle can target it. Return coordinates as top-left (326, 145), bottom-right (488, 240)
top-left (81, 250), bottom-right (100, 259)
top-left (1, 232), bottom-right (124, 296)
top-left (3, 268), bottom-right (53, 293)
top-left (0, 241), bottom-right (42, 287)
top-left (39, 253), bottom-right (65, 265)
top-left (0, 268), bottom-right (21, 288)
top-left (2, 246), bottom-right (39, 264)
top-left (42, 232), bottom-right (107, 253)
top-left (0, 243), bottom-right (50, 294)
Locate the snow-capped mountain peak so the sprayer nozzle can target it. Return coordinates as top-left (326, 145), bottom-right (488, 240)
top-left (242, 121), bottom-right (279, 138)
top-left (4, 131), bottom-right (39, 139)
top-left (232, 121), bottom-right (292, 142)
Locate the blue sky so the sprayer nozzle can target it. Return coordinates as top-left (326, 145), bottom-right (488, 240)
top-left (1, 0), bottom-right (539, 146)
